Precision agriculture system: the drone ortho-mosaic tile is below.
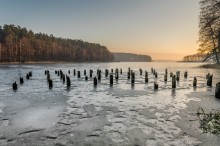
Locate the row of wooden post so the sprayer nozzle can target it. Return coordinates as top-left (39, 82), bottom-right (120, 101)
top-left (12, 71), bottom-right (32, 90)
top-left (42, 67), bottom-right (219, 99)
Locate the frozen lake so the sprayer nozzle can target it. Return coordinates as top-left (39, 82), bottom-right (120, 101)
top-left (0, 62), bottom-right (220, 146)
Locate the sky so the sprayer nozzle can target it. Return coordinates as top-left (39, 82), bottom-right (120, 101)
top-left (0, 0), bottom-right (200, 61)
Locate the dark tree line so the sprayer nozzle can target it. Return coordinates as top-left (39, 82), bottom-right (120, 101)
top-left (0, 24), bottom-right (113, 62)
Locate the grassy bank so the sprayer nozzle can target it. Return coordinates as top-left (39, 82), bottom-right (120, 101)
top-left (200, 63), bottom-right (220, 69)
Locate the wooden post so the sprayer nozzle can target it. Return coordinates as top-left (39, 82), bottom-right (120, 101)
top-left (105, 69), bottom-right (108, 77)
top-left (193, 77), bottom-right (197, 87)
top-left (139, 68), bottom-right (142, 75)
top-left (73, 69), bottom-right (76, 76)
top-left (176, 71), bottom-right (180, 81)
top-left (90, 70), bottom-right (93, 77)
top-left (12, 82), bottom-right (18, 90)
top-left (98, 70), bottom-right (101, 81)
top-left (120, 68), bottom-right (122, 74)
top-left (94, 77), bottom-right (97, 86)
top-left (77, 71), bottom-right (81, 78)
top-left (215, 82), bottom-right (220, 99)
top-left (172, 75), bottom-right (176, 88)
top-left (184, 71), bottom-right (188, 78)
top-left (170, 72), bottom-right (173, 77)
top-left (20, 77), bottom-right (24, 84)
top-left (85, 76), bottom-right (88, 81)
top-left (155, 72), bottom-right (158, 78)
top-left (145, 71), bottom-right (148, 83)
top-left (0, 43), bottom-right (1, 61)
top-left (115, 72), bottom-right (119, 80)
top-left (84, 70), bottom-right (86, 76)
top-left (110, 74), bottom-right (113, 85)
top-left (48, 79), bottom-right (53, 89)
top-left (207, 74), bottom-right (213, 86)
top-left (154, 82), bottom-right (158, 90)
top-left (131, 72), bottom-right (135, 84)
top-left (164, 74), bottom-right (167, 82)
top-left (67, 76), bottom-right (71, 87)
top-left (127, 72), bottom-right (130, 80)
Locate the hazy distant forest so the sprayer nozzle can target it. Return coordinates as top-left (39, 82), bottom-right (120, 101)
top-left (0, 24), bottom-right (113, 62)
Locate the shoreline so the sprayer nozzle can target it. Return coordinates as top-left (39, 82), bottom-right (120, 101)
top-left (199, 63), bottom-right (220, 69)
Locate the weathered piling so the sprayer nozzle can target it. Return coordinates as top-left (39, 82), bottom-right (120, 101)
top-left (176, 71), bottom-right (180, 82)
top-left (90, 70), bottom-right (93, 77)
top-left (26, 74), bottom-right (30, 80)
top-left (98, 70), bottom-right (101, 81)
top-left (151, 68), bottom-right (153, 73)
top-left (165, 68), bottom-right (168, 75)
top-left (67, 76), bottom-right (71, 87)
top-left (94, 77), bottom-right (97, 86)
top-left (153, 69), bottom-right (156, 75)
top-left (127, 72), bottom-right (130, 80)
top-left (128, 67), bottom-right (131, 74)
top-left (145, 71), bottom-right (148, 83)
top-left (57, 71), bottom-right (60, 76)
top-left (110, 74), bottom-right (113, 85)
top-left (206, 73), bottom-right (210, 79)
top-left (115, 72), bottom-right (119, 80)
top-left (63, 75), bottom-right (65, 83)
top-left (77, 71), bottom-right (81, 78)
top-left (73, 69), bottom-right (76, 76)
top-left (29, 71), bottom-right (32, 77)
top-left (120, 69), bottom-right (122, 74)
top-left (164, 74), bottom-right (167, 82)
top-left (48, 79), bottom-right (53, 88)
top-left (154, 82), bottom-right (158, 90)
top-left (184, 71), bottom-right (188, 78)
top-left (55, 70), bottom-right (57, 74)
top-left (155, 72), bottom-right (158, 78)
top-left (84, 70), bottom-right (86, 76)
top-left (193, 77), bottom-right (197, 87)
top-left (60, 70), bottom-right (63, 79)
top-left (139, 68), bottom-right (142, 75)
top-left (172, 75), bottom-right (176, 88)
top-left (170, 72), bottom-right (173, 77)
top-left (12, 82), bottom-right (17, 90)
top-left (207, 74), bottom-right (213, 86)
top-left (105, 69), bottom-right (109, 77)
top-left (131, 72), bottom-right (135, 84)
top-left (215, 82), bottom-right (220, 99)
top-left (68, 70), bottom-right (70, 74)
top-left (20, 77), bottom-right (24, 84)
top-left (45, 70), bottom-right (49, 75)
top-left (111, 69), bottom-right (113, 73)
top-left (85, 76), bottom-right (88, 81)
top-left (47, 74), bottom-right (50, 81)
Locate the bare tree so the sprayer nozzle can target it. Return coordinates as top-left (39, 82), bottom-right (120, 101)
top-left (199, 0), bottom-right (220, 64)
